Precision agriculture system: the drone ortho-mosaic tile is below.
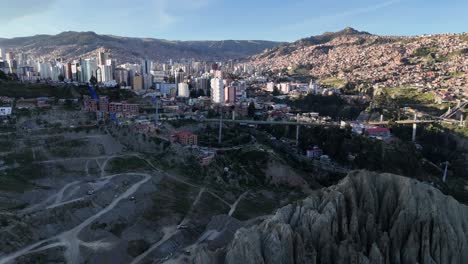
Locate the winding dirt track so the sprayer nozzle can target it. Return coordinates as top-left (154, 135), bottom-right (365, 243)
top-left (1, 154), bottom-right (250, 264)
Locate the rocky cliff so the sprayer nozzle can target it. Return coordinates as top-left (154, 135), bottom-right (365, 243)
top-left (193, 171), bottom-right (468, 264)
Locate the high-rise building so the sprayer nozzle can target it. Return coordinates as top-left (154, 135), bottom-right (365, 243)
top-left (106, 59), bottom-right (116, 78)
top-left (38, 62), bottom-right (52, 79)
top-left (142, 74), bottom-right (152, 90)
top-left (195, 77), bottom-right (210, 95)
top-left (178, 83), bottom-right (190, 98)
top-left (225, 86), bottom-right (237, 104)
top-left (71, 62), bottom-right (80, 81)
top-left (211, 77), bottom-right (224, 104)
top-left (97, 51), bottom-right (110, 66)
top-left (175, 69), bottom-right (185, 85)
top-left (17, 53), bottom-right (28, 66)
top-left (5, 52), bottom-right (15, 73)
top-left (133, 74), bottom-right (143, 91)
top-left (65, 63), bottom-right (73, 80)
top-left (115, 68), bottom-right (129, 86)
top-left (96, 67), bottom-right (102, 83)
top-left (80, 59), bottom-right (98, 83)
top-left (141, 59), bottom-right (152, 75)
top-left (0, 48), bottom-right (5, 60)
top-left (51, 64), bottom-right (64, 81)
top-left (5, 52), bottom-right (13, 61)
top-left (100, 65), bottom-right (113, 83)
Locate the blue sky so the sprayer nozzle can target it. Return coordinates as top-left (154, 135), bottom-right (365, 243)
top-left (0, 0), bottom-right (467, 41)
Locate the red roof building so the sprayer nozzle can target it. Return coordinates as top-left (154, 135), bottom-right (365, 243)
top-left (366, 127), bottom-right (391, 138)
top-left (171, 131), bottom-right (198, 146)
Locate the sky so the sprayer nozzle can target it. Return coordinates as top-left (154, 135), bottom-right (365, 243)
top-left (0, 0), bottom-right (467, 41)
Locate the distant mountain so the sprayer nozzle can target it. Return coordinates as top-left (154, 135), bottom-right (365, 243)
top-left (0, 31), bottom-right (283, 63)
top-left (298, 27), bottom-right (372, 46)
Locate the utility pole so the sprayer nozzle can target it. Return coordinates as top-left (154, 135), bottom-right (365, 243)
top-left (442, 161), bottom-right (449, 182)
top-left (296, 125), bottom-right (300, 147)
top-left (218, 109), bottom-right (223, 145)
top-left (154, 95), bottom-right (159, 129)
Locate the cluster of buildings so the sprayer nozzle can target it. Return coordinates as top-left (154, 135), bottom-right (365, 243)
top-left (251, 33), bottom-right (468, 96)
top-left (347, 122), bottom-right (392, 140)
top-left (264, 80), bottom-right (340, 97)
top-left (83, 96), bottom-right (139, 118)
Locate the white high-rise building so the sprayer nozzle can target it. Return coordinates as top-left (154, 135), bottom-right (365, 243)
top-left (51, 65), bottom-right (63, 81)
top-left (80, 59), bottom-right (98, 83)
top-left (100, 65), bottom-right (113, 83)
top-left (97, 51), bottom-right (110, 66)
top-left (178, 83), bottom-right (190, 98)
top-left (0, 48), bottom-right (4, 60)
top-left (38, 62), bottom-right (52, 79)
top-left (211, 77), bottom-right (224, 104)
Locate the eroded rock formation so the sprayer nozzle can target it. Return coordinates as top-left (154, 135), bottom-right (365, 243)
top-left (195, 171), bottom-right (468, 264)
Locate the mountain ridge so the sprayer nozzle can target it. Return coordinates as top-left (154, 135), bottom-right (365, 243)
top-left (0, 31), bottom-right (284, 63)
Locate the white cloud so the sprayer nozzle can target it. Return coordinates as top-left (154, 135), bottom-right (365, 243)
top-left (321, 0), bottom-right (402, 20)
top-left (0, 0), bottom-right (57, 22)
top-left (151, 0), bottom-right (211, 29)
top-left (285, 0), bottom-right (402, 31)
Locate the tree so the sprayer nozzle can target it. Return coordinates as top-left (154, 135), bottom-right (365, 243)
top-left (248, 102), bottom-right (256, 118)
top-left (272, 86), bottom-right (280, 96)
top-left (0, 70), bottom-right (6, 80)
top-left (198, 89), bottom-right (206, 97)
top-left (190, 89), bottom-right (198, 98)
top-left (89, 76), bottom-right (98, 86)
top-left (167, 75), bottom-right (175, 84)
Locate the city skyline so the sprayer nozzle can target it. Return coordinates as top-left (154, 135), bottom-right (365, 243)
top-left (1, 0), bottom-right (467, 41)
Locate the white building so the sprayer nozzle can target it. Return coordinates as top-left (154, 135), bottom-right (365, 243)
top-left (266, 82), bottom-right (275, 92)
top-left (211, 77), bottom-right (224, 104)
top-left (97, 51), bottom-right (110, 66)
top-left (178, 83), bottom-right (190, 98)
top-left (38, 62), bottom-right (52, 79)
top-left (100, 65), bottom-right (113, 83)
top-left (279, 83), bottom-right (291, 94)
top-left (309, 80), bottom-right (319, 94)
top-left (80, 59), bottom-right (98, 83)
top-left (51, 64), bottom-right (64, 81)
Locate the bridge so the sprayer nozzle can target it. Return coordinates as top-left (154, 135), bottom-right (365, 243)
top-left (202, 118), bottom-right (437, 145)
top-left (203, 119), bottom-right (436, 127)
top-left (440, 101), bottom-right (467, 120)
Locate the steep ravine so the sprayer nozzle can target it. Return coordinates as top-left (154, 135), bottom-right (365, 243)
top-left (192, 171), bottom-right (468, 264)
